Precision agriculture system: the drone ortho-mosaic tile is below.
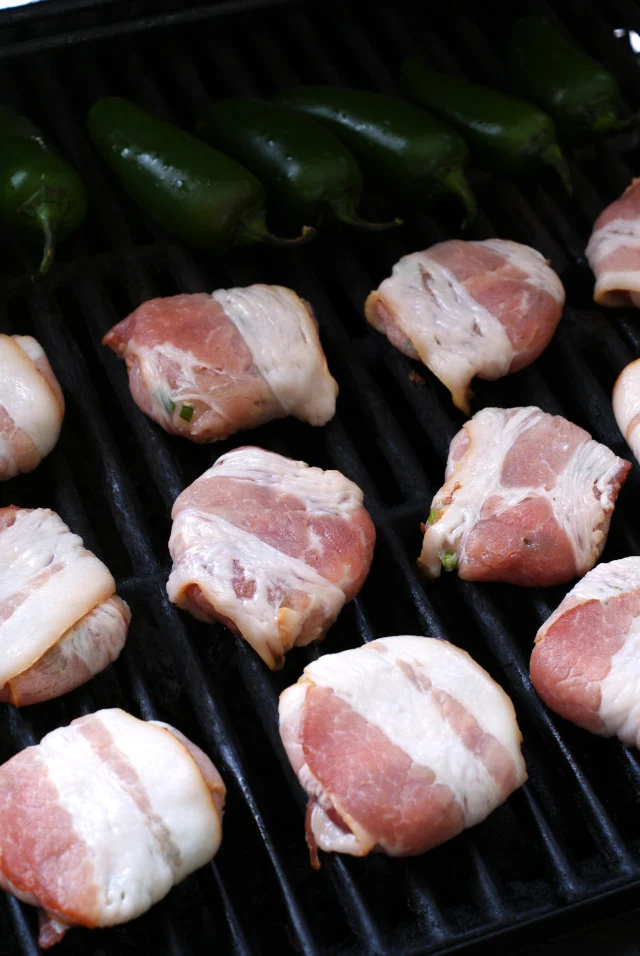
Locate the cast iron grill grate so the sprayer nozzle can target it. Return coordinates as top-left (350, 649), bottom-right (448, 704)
top-left (1, 0), bottom-right (640, 953)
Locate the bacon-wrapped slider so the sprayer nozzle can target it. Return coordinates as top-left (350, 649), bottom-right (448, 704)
top-left (167, 447), bottom-right (375, 669)
top-left (586, 179), bottom-right (640, 308)
top-left (531, 557), bottom-right (640, 745)
top-left (0, 709), bottom-right (225, 947)
top-left (280, 636), bottom-right (526, 866)
top-left (365, 239), bottom-right (564, 412)
top-left (419, 406), bottom-right (630, 587)
top-left (103, 285), bottom-right (338, 441)
top-left (0, 334), bottom-right (64, 481)
top-left (0, 506), bottom-right (130, 706)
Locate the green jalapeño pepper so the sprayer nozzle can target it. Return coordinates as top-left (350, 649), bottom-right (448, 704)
top-left (274, 86), bottom-right (477, 227)
top-left (400, 59), bottom-right (572, 193)
top-left (87, 97), bottom-right (314, 252)
top-left (196, 97), bottom-right (400, 230)
top-left (509, 17), bottom-right (640, 143)
top-left (0, 106), bottom-right (87, 275)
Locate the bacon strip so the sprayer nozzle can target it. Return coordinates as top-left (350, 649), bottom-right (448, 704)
top-left (211, 285), bottom-right (338, 426)
top-left (279, 636), bottom-right (526, 863)
top-left (0, 709), bottom-right (225, 947)
top-left (0, 596), bottom-right (131, 707)
top-left (167, 447), bottom-right (375, 669)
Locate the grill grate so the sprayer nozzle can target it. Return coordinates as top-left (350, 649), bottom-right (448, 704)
top-left (2, 0), bottom-right (640, 952)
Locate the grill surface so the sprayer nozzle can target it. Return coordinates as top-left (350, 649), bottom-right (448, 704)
top-left (2, 0), bottom-right (640, 953)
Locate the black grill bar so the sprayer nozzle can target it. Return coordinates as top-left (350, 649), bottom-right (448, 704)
top-left (2, 0), bottom-right (640, 953)
top-left (0, 0), bottom-right (302, 61)
top-left (518, 788), bottom-right (580, 898)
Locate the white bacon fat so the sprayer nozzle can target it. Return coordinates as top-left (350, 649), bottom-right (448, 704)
top-left (586, 179), bottom-right (640, 307)
top-left (0, 334), bottom-right (64, 480)
top-left (211, 285), bottom-right (337, 425)
top-left (419, 406), bottom-right (630, 587)
top-left (531, 558), bottom-right (640, 746)
top-left (167, 447), bottom-right (375, 669)
top-left (365, 239), bottom-right (564, 412)
top-left (0, 708), bottom-right (225, 948)
top-left (0, 507), bottom-right (130, 705)
top-left (279, 636), bottom-right (526, 864)
top-left (103, 285), bottom-right (337, 442)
